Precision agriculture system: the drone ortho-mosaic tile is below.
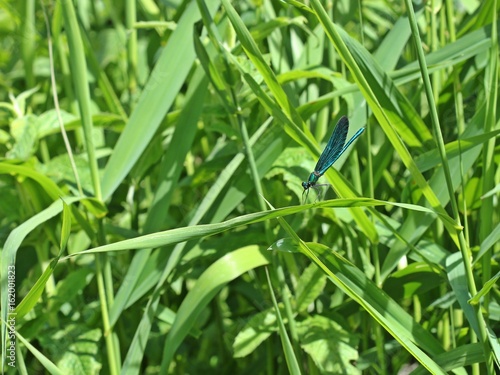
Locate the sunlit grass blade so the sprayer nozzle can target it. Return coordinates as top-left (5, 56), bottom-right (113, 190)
top-left (65, 198), bottom-right (457, 258)
top-left (14, 201), bottom-right (71, 319)
top-left (0, 162), bottom-right (64, 200)
top-left (410, 344), bottom-right (485, 375)
top-left (469, 271), bottom-right (500, 306)
top-left (416, 129), bottom-right (500, 172)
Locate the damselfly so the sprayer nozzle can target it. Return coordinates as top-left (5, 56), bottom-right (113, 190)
top-left (302, 116), bottom-right (364, 203)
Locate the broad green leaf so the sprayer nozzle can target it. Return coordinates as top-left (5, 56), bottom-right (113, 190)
top-left (159, 246), bottom-right (270, 371)
top-left (297, 315), bottom-right (360, 374)
top-left (38, 325), bottom-right (102, 375)
top-left (233, 309), bottom-right (277, 358)
top-left (295, 262), bottom-right (327, 313)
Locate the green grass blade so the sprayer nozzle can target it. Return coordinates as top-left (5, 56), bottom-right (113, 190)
top-left (265, 267), bottom-right (301, 375)
top-left (411, 344), bottom-right (484, 374)
top-left (65, 198), bottom-right (457, 258)
top-left (0, 163), bottom-right (64, 200)
top-left (60, 0), bottom-right (101, 199)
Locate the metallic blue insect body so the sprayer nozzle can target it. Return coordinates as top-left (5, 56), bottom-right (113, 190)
top-left (302, 116), bottom-right (365, 202)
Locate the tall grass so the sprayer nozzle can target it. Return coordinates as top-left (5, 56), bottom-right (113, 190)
top-left (0, 0), bottom-right (499, 374)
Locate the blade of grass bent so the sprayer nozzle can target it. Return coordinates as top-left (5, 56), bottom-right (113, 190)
top-left (15, 331), bottom-right (64, 375)
top-left (0, 163), bottom-right (64, 200)
top-left (65, 198), bottom-right (457, 258)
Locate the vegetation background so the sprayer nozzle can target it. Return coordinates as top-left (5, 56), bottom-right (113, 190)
top-left (0, 0), bottom-right (499, 374)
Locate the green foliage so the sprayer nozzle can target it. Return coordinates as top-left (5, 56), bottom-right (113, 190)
top-left (0, 0), bottom-right (499, 374)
